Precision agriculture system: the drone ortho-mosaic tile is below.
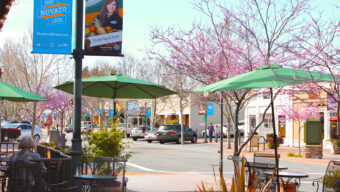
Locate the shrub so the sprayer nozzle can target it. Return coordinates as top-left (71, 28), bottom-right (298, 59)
top-left (287, 152), bottom-right (303, 158)
top-left (268, 141), bottom-right (278, 149)
top-left (333, 140), bottom-right (340, 147)
top-left (83, 122), bottom-right (131, 158)
top-left (166, 120), bottom-right (179, 124)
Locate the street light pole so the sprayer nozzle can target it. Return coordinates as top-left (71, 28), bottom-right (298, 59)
top-left (71, 0), bottom-right (84, 186)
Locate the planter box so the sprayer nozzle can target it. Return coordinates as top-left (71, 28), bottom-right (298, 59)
top-left (303, 145), bottom-right (323, 159)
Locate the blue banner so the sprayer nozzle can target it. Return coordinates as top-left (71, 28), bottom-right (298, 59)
top-left (146, 107), bottom-right (152, 117)
top-left (33, 0), bottom-right (73, 54)
top-left (110, 109), bottom-right (114, 117)
top-left (207, 102), bottom-right (214, 115)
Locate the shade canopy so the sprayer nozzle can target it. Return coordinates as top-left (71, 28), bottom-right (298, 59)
top-left (330, 116), bottom-right (339, 122)
top-left (55, 74), bottom-right (176, 99)
top-left (193, 65), bottom-right (334, 92)
top-left (0, 81), bottom-right (48, 102)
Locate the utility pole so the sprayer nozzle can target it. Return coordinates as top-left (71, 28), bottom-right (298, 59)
top-left (204, 92), bottom-right (208, 143)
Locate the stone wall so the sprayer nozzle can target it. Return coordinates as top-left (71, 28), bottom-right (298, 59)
top-left (303, 145), bottom-right (323, 159)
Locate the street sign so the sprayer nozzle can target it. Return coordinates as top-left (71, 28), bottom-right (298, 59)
top-left (204, 115), bottom-right (207, 122)
top-left (207, 102), bottom-right (214, 115)
top-left (146, 107), bottom-right (151, 117)
top-left (68, 98), bottom-right (73, 108)
top-left (144, 116), bottom-right (147, 121)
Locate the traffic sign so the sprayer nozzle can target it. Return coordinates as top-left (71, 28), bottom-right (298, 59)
top-left (68, 98), bottom-right (73, 108)
top-left (204, 115), bottom-right (207, 122)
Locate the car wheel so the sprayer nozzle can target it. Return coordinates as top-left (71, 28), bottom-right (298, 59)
top-left (191, 135), bottom-right (197, 143)
top-left (160, 140), bottom-right (164, 144)
top-left (133, 137), bottom-right (137, 141)
top-left (176, 136), bottom-right (181, 144)
top-left (34, 135), bottom-right (40, 143)
top-left (147, 140), bottom-right (152, 143)
top-left (4, 133), bottom-right (8, 141)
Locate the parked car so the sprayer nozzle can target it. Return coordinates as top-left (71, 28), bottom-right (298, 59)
top-left (1, 124), bottom-right (21, 141)
top-left (81, 125), bottom-right (92, 133)
top-left (156, 124), bottom-right (197, 144)
top-left (131, 126), bottom-right (151, 141)
top-left (65, 125), bottom-right (73, 133)
top-left (2, 123), bottom-right (41, 143)
top-left (144, 128), bottom-right (158, 143)
top-left (118, 123), bottom-right (132, 137)
top-left (201, 122), bottom-right (245, 138)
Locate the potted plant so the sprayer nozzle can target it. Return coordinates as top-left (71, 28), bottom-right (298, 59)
top-left (332, 140), bottom-right (340, 154)
top-left (266, 133), bottom-right (282, 149)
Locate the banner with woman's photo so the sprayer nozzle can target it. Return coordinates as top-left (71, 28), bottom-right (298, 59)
top-left (85, 0), bottom-right (123, 56)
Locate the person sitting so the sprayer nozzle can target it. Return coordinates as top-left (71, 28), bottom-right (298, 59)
top-left (8, 135), bottom-right (46, 192)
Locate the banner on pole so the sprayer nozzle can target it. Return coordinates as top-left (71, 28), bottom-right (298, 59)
top-left (85, 0), bottom-right (123, 56)
top-left (33, 0), bottom-right (73, 54)
top-left (207, 102), bottom-right (214, 115)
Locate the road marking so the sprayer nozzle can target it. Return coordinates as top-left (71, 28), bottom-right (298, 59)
top-left (132, 147), bottom-right (175, 154)
top-left (127, 162), bottom-right (234, 174)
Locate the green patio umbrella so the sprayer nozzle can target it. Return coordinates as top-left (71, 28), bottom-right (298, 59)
top-left (193, 64), bottom-right (334, 191)
top-left (0, 81), bottom-right (48, 141)
top-left (55, 73), bottom-right (176, 116)
top-left (0, 81), bottom-right (48, 102)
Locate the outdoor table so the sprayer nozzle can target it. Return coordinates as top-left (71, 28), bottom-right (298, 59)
top-left (264, 171), bottom-right (309, 192)
top-left (74, 174), bottom-right (119, 192)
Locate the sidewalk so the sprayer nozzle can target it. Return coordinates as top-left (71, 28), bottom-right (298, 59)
top-left (196, 138), bottom-right (340, 164)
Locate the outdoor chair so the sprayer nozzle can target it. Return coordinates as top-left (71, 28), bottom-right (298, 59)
top-left (253, 153), bottom-right (280, 189)
top-left (8, 160), bottom-right (46, 192)
top-left (92, 156), bottom-right (128, 192)
top-left (34, 158), bottom-right (80, 192)
top-left (312, 160), bottom-right (340, 192)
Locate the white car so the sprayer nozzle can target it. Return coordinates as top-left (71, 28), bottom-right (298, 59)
top-left (201, 122), bottom-right (245, 138)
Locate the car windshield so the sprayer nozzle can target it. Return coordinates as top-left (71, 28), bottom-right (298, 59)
top-left (2, 124), bottom-right (18, 128)
top-left (137, 127), bottom-right (147, 130)
top-left (158, 125), bottom-right (173, 131)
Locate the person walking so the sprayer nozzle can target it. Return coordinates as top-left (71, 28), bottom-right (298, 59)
top-left (208, 123), bottom-right (214, 143)
top-left (215, 124), bottom-right (220, 143)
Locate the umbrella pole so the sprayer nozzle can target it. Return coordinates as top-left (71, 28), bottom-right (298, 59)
top-left (270, 88), bottom-right (280, 192)
top-left (0, 99), bottom-right (2, 142)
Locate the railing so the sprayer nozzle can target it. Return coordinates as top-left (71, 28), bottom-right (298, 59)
top-left (36, 145), bottom-right (74, 191)
top-left (0, 142), bottom-right (19, 154)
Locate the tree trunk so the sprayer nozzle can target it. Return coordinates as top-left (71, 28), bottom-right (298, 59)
top-left (31, 102), bottom-right (37, 137)
top-left (298, 121), bottom-right (301, 155)
top-left (179, 96), bottom-right (184, 145)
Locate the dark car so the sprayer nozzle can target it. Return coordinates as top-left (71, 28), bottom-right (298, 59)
top-left (156, 124), bottom-right (197, 144)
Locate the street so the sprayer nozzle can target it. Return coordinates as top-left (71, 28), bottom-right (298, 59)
top-left (125, 139), bottom-right (326, 192)
top-left (43, 130), bottom-right (327, 192)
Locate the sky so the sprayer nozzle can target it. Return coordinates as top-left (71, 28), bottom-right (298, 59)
top-left (0, 0), bottom-right (204, 68)
top-left (0, 0), bottom-right (338, 68)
